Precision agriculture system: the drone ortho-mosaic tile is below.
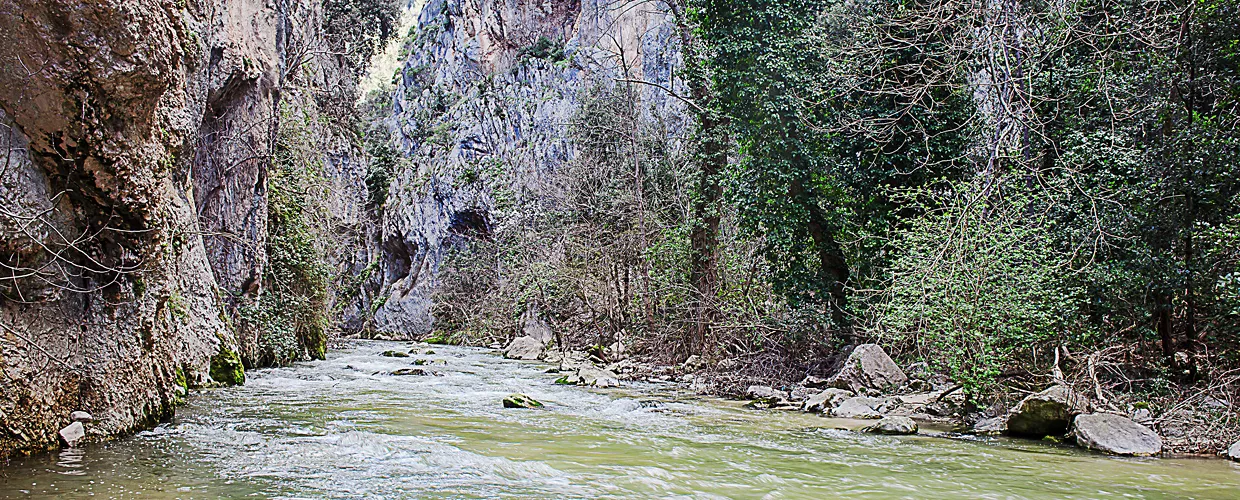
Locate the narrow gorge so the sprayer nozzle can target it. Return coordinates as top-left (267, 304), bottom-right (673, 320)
top-left (3, 0), bottom-right (1240, 497)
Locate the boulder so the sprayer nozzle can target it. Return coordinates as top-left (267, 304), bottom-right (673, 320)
top-left (59, 422), bottom-right (85, 447)
top-left (972, 416), bottom-right (1008, 435)
top-left (556, 366), bottom-right (621, 388)
top-left (503, 336), bottom-right (544, 360)
top-left (832, 396), bottom-right (899, 419)
top-left (1071, 413), bottom-right (1162, 456)
top-left (802, 388), bottom-right (854, 413)
top-left (864, 416), bottom-right (918, 435)
top-left (746, 385), bottom-right (789, 403)
top-left (69, 411), bottom-right (93, 423)
top-left (578, 366), bottom-right (620, 388)
top-left (1226, 441), bottom-right (1240, 461)
top-left (502, 394), bottom-right (544, 409)
top-left (826, 344), bottom-right (908, 394)
top-left (1006, 385), bottom-right (1086, 437)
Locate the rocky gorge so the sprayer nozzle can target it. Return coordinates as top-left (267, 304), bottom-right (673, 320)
top-left (3, 0), bottom-right (1239, 482)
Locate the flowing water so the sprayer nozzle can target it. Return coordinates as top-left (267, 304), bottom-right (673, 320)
top-left (3, 341), bottom-right (1238, 499)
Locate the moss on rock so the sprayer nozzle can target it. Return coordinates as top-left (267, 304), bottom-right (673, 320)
top-left (210, 348), bottom-right (246, 386)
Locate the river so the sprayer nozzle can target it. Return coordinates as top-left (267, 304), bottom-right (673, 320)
top-left (2, 341), bottom-right (1238, 498)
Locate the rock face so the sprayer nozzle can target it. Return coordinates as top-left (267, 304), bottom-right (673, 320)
top-left (372, 0), bottom-right (688, 335)
top-left (504, 336), bottom-right (544, 360)
top-left (827, 344), bottom-right (908, 394)
top-left (832, 396), bottom-right (900, 419)
top-left (0, 0), bottom-right (371, 458)
top-left (1071, 413), bottom-right (1162, 456)
top-left (1006, 385), bottom-right (1085, 437)
top-left (864, 416), bottom-right (918, 435)
top-left (803, 388), bottom-right (855, 414)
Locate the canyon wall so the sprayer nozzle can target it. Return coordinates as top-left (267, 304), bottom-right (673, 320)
top-left (372, 0), bottom-right (688, 335)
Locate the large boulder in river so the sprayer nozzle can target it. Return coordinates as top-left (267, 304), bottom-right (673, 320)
top-left (803, 388), bottom-right (854, 413)
top-left (826, 344), bottom-right (908, 394)
top-left (503, 336), bottom-right (544, 360)
top-left (1006, 385), bottom-right (1086, 437)
top-left (832, 396), bottom-right (900, 419)
top-left (864, 416), bottom-right (918, 435)
top-left (1071, 413), bottom-right (1162, 456)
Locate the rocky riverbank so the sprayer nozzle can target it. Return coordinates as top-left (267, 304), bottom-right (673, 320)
top-left (496, 331), bottom-right (1240, 460)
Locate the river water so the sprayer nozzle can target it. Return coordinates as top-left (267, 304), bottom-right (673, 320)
top-left (2, 341), bottom-right (1238, 499)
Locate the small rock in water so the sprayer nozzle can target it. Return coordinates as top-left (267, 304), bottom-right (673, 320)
top-left (1071, 413), bottom-right (1162, 456)
top-left (382, 350), bottom-right (410, 358)
top-left (832, 396), bottom-right (899, 419)
top-left (69, 411), bottom-right (93, 423)
top-left (864, 416), bottom-right (918, 435)
top-left (1226, 441), bottom-right (1240, 461)
top-left (59, 422), bottom-right (85, 447)
top-left (972, 416), bottom-right (1008, 435)
top-left (391, 368), bottom-right (438, 376)
top-left (503, 393), bottom-right (544, 409)
top-left (802, 388), bottom-right (854, 413)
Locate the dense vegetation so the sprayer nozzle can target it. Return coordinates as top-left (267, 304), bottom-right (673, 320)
top-left (431, 0), bottom-right (1238, 441)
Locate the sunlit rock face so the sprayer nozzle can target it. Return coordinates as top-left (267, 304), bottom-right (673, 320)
top-left (374, 0), bottom-right (688, 336)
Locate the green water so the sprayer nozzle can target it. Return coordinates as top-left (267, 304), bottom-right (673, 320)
top-left (2, 341), bottom-right (1238, 498)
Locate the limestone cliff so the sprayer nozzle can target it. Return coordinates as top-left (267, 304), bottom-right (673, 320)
top-left (0, 0), bottom-right (375, 457)
top-left (372, 0), bottom-right (687, 335)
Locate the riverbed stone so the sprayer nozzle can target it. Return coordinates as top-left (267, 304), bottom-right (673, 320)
top-left (1071, 413), bottom-right (1162, 456)
top-left (1006, 385), bottom-right (1086, 437)
top-left (503, 336), bottom-right (544, 360)
top-left (59, 422), bottom-right (85, 447)
top-left (832, 396), bottom-right (899, 419)
top-left (972, 416), bottom-right (1008, 435)
top-left (803, 388), bottom-right (854, 413)
top-left (1226, 441), bottom-right (1240, 461)
top-left (826, 344), bottom-right (908, 394)
top-left (864, 416), bottom-right (918, 435)
top-left (69, 411), bottom-right (93, 423)
top-left (503, 394), bottom-right (544, 409)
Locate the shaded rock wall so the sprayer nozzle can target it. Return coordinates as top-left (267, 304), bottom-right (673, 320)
top-left (0, 0), bottom-right (369, 458)
top-left (373, 0), bottom-right (687, 336)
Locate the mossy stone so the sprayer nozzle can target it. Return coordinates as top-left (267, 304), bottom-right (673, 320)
top-left (210, 348), bottom-right (245, 386)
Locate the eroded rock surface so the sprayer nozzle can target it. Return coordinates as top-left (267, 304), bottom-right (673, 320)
top-left (1071, 413), bottom-right (1162, 456)
top-left (826, 344), bottom-right (908, 394)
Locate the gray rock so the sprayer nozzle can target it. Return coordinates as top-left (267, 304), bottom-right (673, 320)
top-left (832, 396), bottom-right (899, 419)
top-left (864, 416), bottom-right (918, 435)
top-left (69, 411), bottom-right (93, 423)
top-left (503, 336), bottom-right (544, 360)
top-left (1006, 385), bottom-right (1086, 437)
top-left (502, 394), bottom-right (544, 409)
top-left (746, 385), bottom-right (790, 403)
top-left (1226, 441), bottom-right (1240, 461)
top-left (59, 422), bottom-right (85, 447)
top-left (577, 366), bottom-right (620, 388)
top-left (826, 344), bottom-right (908, 394)
top-left (802, 388), bottom-right (854, 413)
top-left (1072, 413), bottom-right (1162, 456)
top-left (972, 416), bottom-right (1008, 435)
